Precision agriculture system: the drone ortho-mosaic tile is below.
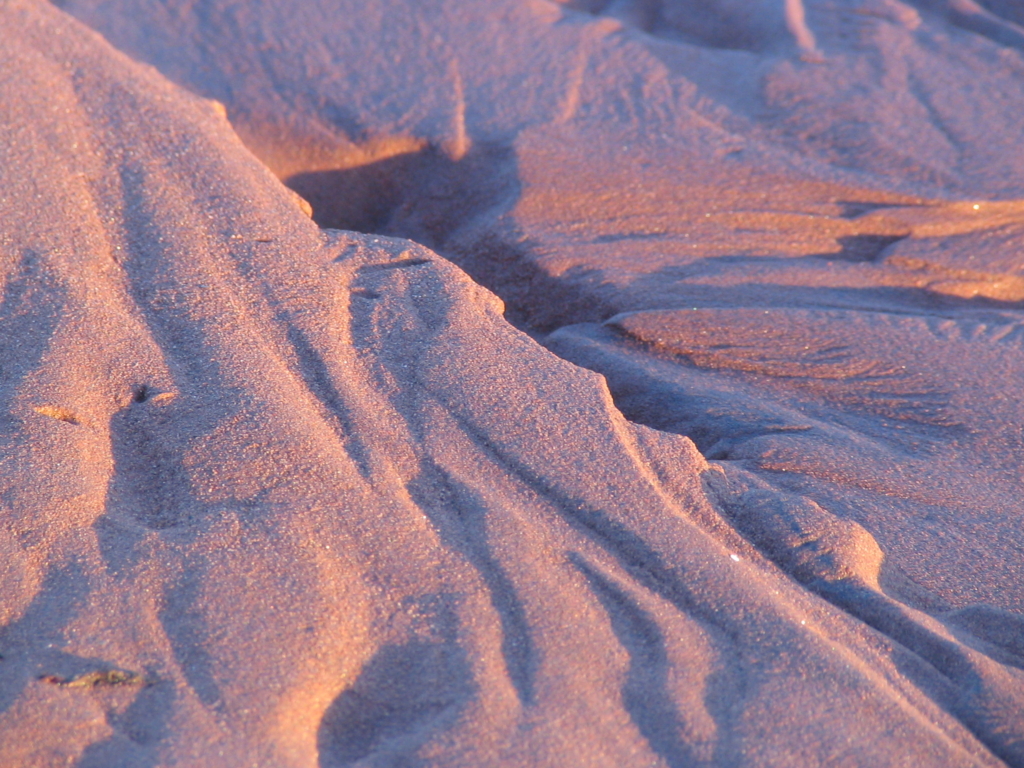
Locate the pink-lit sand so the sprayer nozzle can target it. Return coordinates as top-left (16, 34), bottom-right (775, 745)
top-left (2, 0), bottom-right (1023, 765)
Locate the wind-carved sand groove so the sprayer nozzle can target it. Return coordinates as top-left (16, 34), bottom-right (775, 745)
top-left (340, 249), bottom-right (542, 707)
top-left (571, 554), bottom-right (705, 768)
top-left (295, 249), bottom-right (541, 718)
top-left (327, 187), bottom-right (1024, 765)
top-left (332, 243), bottom-right (988, 766)
top-left (706, 466), bottom-right (1024, 767)
top-left (406, 462), bottom-right (540, 707)
top-left (284, 321), bottom-right (378, 482)
top-left (607, 308), bottom-right (965, 434)
top-left (552, 296), bottom-right (1024, 729)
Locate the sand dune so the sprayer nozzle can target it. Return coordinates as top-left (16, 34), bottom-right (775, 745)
top-left (1, 0), bottom-right (1023, 765)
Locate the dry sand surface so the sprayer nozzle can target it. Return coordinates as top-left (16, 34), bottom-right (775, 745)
top-left (2, 0), bottom-right (1024, 765)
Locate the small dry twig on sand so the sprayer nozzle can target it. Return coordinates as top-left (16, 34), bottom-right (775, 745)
top-left (39, 669), bottom-right (149, 689)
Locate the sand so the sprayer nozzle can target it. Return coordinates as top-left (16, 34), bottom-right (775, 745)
top-left (1, 0), bottom-right (1023, 765)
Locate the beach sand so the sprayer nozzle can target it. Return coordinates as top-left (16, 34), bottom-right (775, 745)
top-left (2, 0), bottom-right (1023, 764)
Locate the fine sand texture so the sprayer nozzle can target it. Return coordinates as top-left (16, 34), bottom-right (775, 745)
top-left (3, 0), bottom-right (1024, 765)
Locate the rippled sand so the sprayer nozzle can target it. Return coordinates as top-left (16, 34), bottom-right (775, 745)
top-left (2, 1), bottom-right (1023, 765)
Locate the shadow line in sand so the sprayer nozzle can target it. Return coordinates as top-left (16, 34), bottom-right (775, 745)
top-left (341, 262), bottom-right (542, 707)
top-left (433, 401), bottom-right (749, 699)
top-left (289, 139), bottom-right (1024, 336)
top-left (812, 233), bottom-right (910, 263)
top-left (157, 572), bottom-right (226, 715)
top-left (560, 0), bottom-right (814, 55)
top-left (285, 142), bottom-right (515, 252)
top-left (821, 580), bottom-right (1024, 766)
top-left (0, 559), bottom-right (171, 765)
top-left (407, 464), bottom-right (539, 707)
top-left (72, 680), bottom-right (175, 768)
top-left (287, 142), bottom-right (619, 334)
top-left (570, 553), bottom-right (700, 768)
top-left (0, 562), bottom-right (91, 719)
top-left (928, 0), bottom-right (1024, 51)
top-left (285, 323), bottom-right (377, 481)
top-left (0, 249), bottom-right (68, 417)
top-left (103, 389), bottom-right (191, 534)
top-left (621, 263), bottom-right (1024, 315)
top-left (316, 600), bottom-right (473, 768)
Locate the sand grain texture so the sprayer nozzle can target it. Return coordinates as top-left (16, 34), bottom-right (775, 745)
top-left (1, 0), bottom-right (1024, 765)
